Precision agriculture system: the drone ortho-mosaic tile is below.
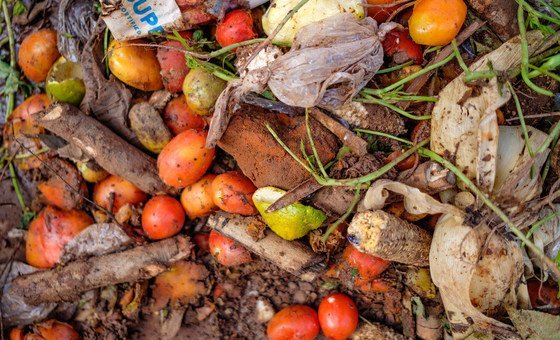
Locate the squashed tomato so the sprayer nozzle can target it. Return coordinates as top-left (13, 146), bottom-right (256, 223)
top-left (216, 9), bottom-right (257, 48)
top-left (318, 293), bottom-right (359, 340)
top-left (211, 171), bottom-right (257, 215)
top-left (208, 230), bottom-right (252, 266)
top-left (142, 195), bottom-right (185, 240)
top-left (408, 0), bottom-right (467, 46)
top-left (343, 244), bottom-right (391, 281)
top-left (382, 29), bottom-right (423, 65)
top-left (365, 0), bottom-right (401, 22)
top-left (267, 305), bottom-right (320, 340)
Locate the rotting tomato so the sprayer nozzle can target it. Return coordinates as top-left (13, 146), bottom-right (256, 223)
top-left (216, 9), bottom-right (257, 49)
top-left (193, 232), bottom-right (210, 253)
top-left (142, 195), bottom-right (185, 240)
top-left (182, 68), bottom-right (227, 116)
top-left (157, 38), bottom-right (191, 93)
top-left (157, 130), bottom-right (215, 188)
top-left (108, 39), bottom-right (163, 91)
top-left (162, 96), bottom-right (206, 135)
top-left (181, 174), bottom-right (218, 219)
top-left (408, 0), bottom-right (467, 46)
top-left (318, 293), bottom-right (359, 340)
top-left (208, 230), bottom-right (252, 266)
top-left (267, 305), bottom-right (320, 340)
top-left (382, 29), bottom-right (423, 65)
top-left (93, 175), bottom-right (148, 213)
top-left (18, 29), bottom-right (60, 83)
top-left (34, 320), bottom-right (79, 340)
top-left (152, 260), bottom-right (208, 310)
top-left (343, 244), bottom-right (391, 281)
top-left (38, 159), bottom-right (88, 210)
top-left (527, 280), bottom-right (560, 311)
top-left (211, 171), bottom-right (257, 215)
top-left (365, 0), bottom-right (401, 22)
top-left (26, 206), bottom-right (93, 268)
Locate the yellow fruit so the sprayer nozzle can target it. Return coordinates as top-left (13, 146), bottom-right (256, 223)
top-left (252, 187), bottom-right (326, 240)
top-left (108, 39), bottom-right (163, 91)
top-left (182, 69), bottom-right (227, 116)
top-left (46, 56), bottom-right (86, 106)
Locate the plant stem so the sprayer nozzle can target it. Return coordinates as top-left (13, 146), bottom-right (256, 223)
top-left (104, 27), bottom-right (110, 77)
top-left (507, 82), bottom-right (535, 159)
top-left (376, 61), bottom-right (413, 74)
top-left (321, 186), bottom-right (361, 242)
top-left (2, 0), bottom-right (15, 117)
top-left (525, 209), bottom-right (560, 241)
top-left (537, 120), bottom-right (560, 154)
top-left (354, 128), bottom-right (412, 145)
top-left (355, 95), bottom-right (432, 121)
top-left (305, 109), bottom-right (328, 178)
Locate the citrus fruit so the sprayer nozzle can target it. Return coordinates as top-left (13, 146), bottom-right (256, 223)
top-left (46, 56), bottom-right (86, 106)
top-left (252, 187), bottom-right (326, 240)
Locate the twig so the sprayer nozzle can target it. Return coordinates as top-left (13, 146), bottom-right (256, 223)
top-left (308, 108), bottom-right (368, 156)
top-left (321, 186), bottom-right (361, 242)
top-left (506, 111), bottom-right (560, 122)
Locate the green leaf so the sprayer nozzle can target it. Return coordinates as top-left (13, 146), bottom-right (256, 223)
top-left (12, 1), bottom-right (26, 16)
top-left (193, 29), bottom-right (204, 41)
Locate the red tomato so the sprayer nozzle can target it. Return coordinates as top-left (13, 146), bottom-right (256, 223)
top-left (382, 29), bottom-right (423, 65)
top-left (9, 328), bottom-right (24, 340)
top-left (527, 280), bottom-right (560, 311)
top-left (162, 96), bottom-right (206, 135)
top-left (267, 305), bottom-right (320, 340)
top-left (342, 244), bottom-right (391, 280)
top-left (93, 175), bottom-right (148, 213)
top-left (157, 40), bottom-right (191, 93)
top-left (142, 196), bottom-right (185, 240)
top-left (366, 0), bottom-right (401, 22)
top-left (26, 206), bottom-right (93, 269)
top-left (216, 9), bottom-right (257, 48)
top-left (157, 130), bottom-right (215, 188)
top-left (318, 293), bottom-right (359, 340)
top-left (193, 232), bottom-right (210, 252)
top-left (211, 171), bottom-right (257, 215)
top-left (208, 230), bottom-right (251, 266)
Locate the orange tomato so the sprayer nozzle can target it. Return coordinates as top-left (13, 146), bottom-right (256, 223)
top-left (157, 130), bottom-right (215, 188)
top-left (365, 0), bottom-right (401, 22)
top-left (93, 175), bottom-right (148, 213)
top-left (211, 171), bottom-right (257, 215)
top-left (108, 39), bottom-right (163, 91)
top-left (267, 305), bottom-right (320, 340)
top-left (18, 29), bottom-right (60, 82)
top-left (35, 320), bottom-right (79, 340)
top-left (9, 328), bottom-right (24, 340)
top-left (157, 39), bottom-right (191, 93)
top-left (181, 174), bottom-right (217, 219)
top-left (162, 96), bottom-right (206, 135)
top-left (216, 9), bottom-right (257, 48)
top-left (26, 206), bottom-right (93, 268)
top-left (342, 244), bottom-right (391, 281)
top-left (142, 196), bottom-right (185, 240)
top-left (318, 293), bottom-right (359, 340)
top-left (38, 159), bottom-right (88, 210)
top-left (208, 230), bottom-right (252, 266)
top-left (408, 0), bottom-right (467, 46)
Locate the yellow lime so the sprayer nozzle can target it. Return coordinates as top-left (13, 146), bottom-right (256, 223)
top-left (252, 186), bottom-right (326, 241)
top-left (46, 56), bottom-right (86, 106)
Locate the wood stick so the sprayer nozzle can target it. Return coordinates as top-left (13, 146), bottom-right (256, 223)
top-left (9, 236), bottom-right (192, 305)
top-left (398, 161), bottom-right (456, 194)
top-left (347, 210), bottom-right (431, 266)
top-left (208, 212), bottom-right (325, 280)
top-left (308, 108), bottom-right (368, 157)
top-left (33, 104), bottom-right (172, 195)
top-left (266, 178), bottom-right (323, 212)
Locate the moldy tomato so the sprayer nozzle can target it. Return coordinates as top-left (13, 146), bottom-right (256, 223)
top-left (267, 305), bottom-right (320, 340)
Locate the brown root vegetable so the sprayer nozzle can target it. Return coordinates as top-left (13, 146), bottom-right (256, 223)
top-left (10, 235), bottom-right (193, 305)
top-left (38, 158), bottom-right (88, 210)
top-left (347, 210), bottom-right (432, 266)
top-left (129, 102), bottom-right (173, 154)
top-left (33, 104), bottom-right (172, 195)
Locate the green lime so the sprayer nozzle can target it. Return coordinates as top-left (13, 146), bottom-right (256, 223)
top-left (252, 186), bottom-right (326, 241)
top-left (46, 56), bottom-right (86, 106)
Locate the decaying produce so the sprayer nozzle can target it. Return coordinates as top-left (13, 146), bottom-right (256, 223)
top-left (2, 0), bottom-right (560, 338)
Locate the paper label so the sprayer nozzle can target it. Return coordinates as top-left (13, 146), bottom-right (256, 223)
top-left (101, 0), bottom-right (182, 41)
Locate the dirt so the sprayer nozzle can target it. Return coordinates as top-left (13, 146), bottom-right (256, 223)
top-left (218, 104), bottom-right (339, 190)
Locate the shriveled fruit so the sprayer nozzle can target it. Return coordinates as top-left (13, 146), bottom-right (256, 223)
top-left (182, 68), bottom-right (227, 116)
top-left (342, 244), bottom-right (391, 280)
top-left (384, 148), bottom-right (420, 171)
top-left (45, 56), bottom-right (86, 106)
top-left (38, 158), bottom-right (88, 210)
top-left (253, 186), bottom-right (326, 240)
top-left (408, 0), bottom-right (467, 46)
top-left (366, 0), bottom-right (401, 22)
top-left (267, 305), bottom-right (320, 340)
top-left (181, 174), bottom-right (217, 219)
top-left (108, 39), bottom-right (163, 91)
top-left (211, 171), bottom-right (257, 215)
top-left (153, 260), bottom-right (208, 309)
top-left (18, 29), bottom-right (60, 82)
top-left (142, 195), bottom-right (185, 240)
top-left (162, 96), bottom-right (206, 135)
top-left (76, 160), bottom-right (109, 183)
top-left (93, 175), bottom-right (148, 213)
top-left (318, 293), bottom-right (359, 340)
top-left (216, 9), bottom-right (257, 48)
top-left (157, 38), bottom-right (191, 93)
top-left (157, 130), bottom-right (215, 188)
top-left (382, 29), bottom-right (423, 65)
top-left (208, 230), bottom-right (252, 266)
top-left (129, 101), bottom-right (172, 153)
top-left (26, 206), bottom-right (93, 268)
top-left (34, 320), bottom-right (79, 340)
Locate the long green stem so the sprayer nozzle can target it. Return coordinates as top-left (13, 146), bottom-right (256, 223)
top-left (507, 82), bottom-right (534, 159)
top-left (354, 128), bottom-right (412, 145)
top-left (376, 61), bottom-right (413, 74)
top-left (2, 0), bottom-right (15, 117)
top-left (517, 0), bottom-right (560, 25)
top-left (525, 209), bottom-right (560, 241)
top-left (537, 121), bottom-right (560, 154)
top-left (355, 95), bottom-right (432, 121)
top-left (305, 109), bottom-right (328, 178)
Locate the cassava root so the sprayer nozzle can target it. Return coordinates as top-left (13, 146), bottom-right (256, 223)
top-left (9, 235), bottom-right (192, 305)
